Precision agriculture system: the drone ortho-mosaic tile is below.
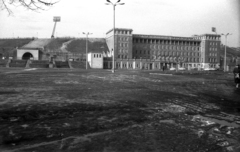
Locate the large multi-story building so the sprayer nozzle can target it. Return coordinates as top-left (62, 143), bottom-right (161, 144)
top-left (105, 28), bottom-right (221, 70)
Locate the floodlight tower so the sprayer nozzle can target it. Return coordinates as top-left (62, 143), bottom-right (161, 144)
top-left (51, 16), bottom-right (61, 38)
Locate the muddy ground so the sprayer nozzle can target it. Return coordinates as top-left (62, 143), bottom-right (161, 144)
top-left (0, 68), bottom-right (239, 152)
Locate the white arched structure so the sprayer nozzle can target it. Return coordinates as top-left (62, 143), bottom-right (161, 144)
top-left (17, 49), bottom-right (39, 60)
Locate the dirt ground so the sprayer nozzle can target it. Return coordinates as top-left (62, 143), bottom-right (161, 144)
top-left (0, 68), bottom-right (239, 152)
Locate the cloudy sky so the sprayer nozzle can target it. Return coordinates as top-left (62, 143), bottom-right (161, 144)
top-left (0, 0), bottom-right (239, 47)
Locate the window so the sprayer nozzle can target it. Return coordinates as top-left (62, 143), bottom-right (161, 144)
top-left (94, 54), bottom-right (95, 58)
top-left (99, 54), bottom-right (101, 58)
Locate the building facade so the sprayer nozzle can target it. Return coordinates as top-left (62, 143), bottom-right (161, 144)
top-left (105, 28), bottom-right (221, 70)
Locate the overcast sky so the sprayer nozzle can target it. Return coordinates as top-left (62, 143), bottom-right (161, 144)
top-left (0, 0), bottom-right (239, 47)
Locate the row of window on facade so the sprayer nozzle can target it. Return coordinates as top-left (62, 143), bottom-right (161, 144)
top-left (119, 37), bottom-right (129, 42)
top-left (115, 30), bottom-right (132, 35)
top-left (195, 36), bottom-right (220, 40)
top-left (132, 55), bottom-right (200, 63)
top-left (93, 54), bottom-right (102, 58)
top-left (210, 42), bottom-right (218, 45)
top-left (134, 45), bottom-right (200, 51)
top-left (133, 50), bottom-right (200, 56)
top-left (133, 39), bottom-right (201, 46)
top-left (119, 43), bottom-right (129, 47)
top-left (209, 58), bottom-right (218, 63)
top-left (209, 47), bottom-right (218, 51)
top-left (116, 63), bottom-right (133, 68)
top-left (209, 53), bottom-right (217, 57)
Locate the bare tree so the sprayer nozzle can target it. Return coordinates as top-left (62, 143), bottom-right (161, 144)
top-left (0, 0), bottom-right (59, 15)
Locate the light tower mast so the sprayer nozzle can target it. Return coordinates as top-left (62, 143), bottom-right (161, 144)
top-left (51, 16), bottom-right (61, 38)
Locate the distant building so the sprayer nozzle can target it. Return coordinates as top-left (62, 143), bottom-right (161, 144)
top-left (105, 28), bottom-right (221, 70)
top-left (87, 51), bottom-right (103, 69)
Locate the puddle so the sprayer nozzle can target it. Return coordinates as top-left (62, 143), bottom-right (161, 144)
top-left (0, 91), bottom-right (19, 95)
top-left (160, 119), bottom-right (175, 124)
top-left (24, 68), bottom-right (37, 71)
top-left (193, 115), bottom-right (240, 128)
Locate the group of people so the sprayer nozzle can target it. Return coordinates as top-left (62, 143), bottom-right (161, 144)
top-left (233, 65), bottom-right (240, 88)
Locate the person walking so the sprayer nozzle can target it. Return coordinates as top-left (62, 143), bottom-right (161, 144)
top-left (233, 65), bottom-right (240, 88)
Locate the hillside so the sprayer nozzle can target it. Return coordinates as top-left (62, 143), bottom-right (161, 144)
top-left (22, 39), bottom-right (52, 49)
top-left (0, 38), bottom-right (33, 52)
top-left (0, 38), bottom-right (33, 58)
top-left (220, 45), bottom-right (240, 57)
top-left (66, 38), bottom-right (109, 54)
top-left (44, 38), bottom-right (72, 52)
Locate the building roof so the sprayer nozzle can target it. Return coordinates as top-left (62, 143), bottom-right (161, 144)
top-left (106, 28), bottom-right (133, 34)
top-left (194, 34), bottom-right (221, 37)
top-left (133, 34), bottom-right (201, 42)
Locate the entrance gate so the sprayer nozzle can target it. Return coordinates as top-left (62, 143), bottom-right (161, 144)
top-left (22, 52), bottom-right (33, 60)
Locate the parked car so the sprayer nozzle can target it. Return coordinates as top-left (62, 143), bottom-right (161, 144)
top-left (203, 67), bottom-right (217, 71)
top-left (170, 67), bottom-right (176, 71)
top-left (178, 67), bottom-right (186, 70)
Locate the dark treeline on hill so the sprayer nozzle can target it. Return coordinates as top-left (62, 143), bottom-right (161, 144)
top-left (0, 38), bottom-right (33, 50)
top-left (220, 45), bottom-right (240, 58)
top-left (0, 38), bottom-right (33, 57)
top-left (67, 39), bottom-right (109, 54)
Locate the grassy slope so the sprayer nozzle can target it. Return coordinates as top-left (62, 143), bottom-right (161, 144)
top-left (0, 39), bottom-right (33, 54)
top-left (220, 46), bottom-right (240, 57)
top-left (44, 38), bottom-right (72, 52)
top-left (66, 38), bottom-right (109, 54)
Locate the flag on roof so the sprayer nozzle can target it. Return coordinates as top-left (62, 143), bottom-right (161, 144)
top-left (212, 27), bottom-right (216, 32)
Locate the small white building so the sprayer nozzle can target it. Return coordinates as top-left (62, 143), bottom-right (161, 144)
top-left (87, 52), bottom-right (103, 69)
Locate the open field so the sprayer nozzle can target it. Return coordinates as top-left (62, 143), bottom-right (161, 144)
top-left (0, 68), bottom-right (240, 152)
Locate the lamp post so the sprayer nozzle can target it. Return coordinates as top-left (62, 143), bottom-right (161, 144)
top-left (105, 0), bottom-right (125, 73)
top-left (221, 33), bottom-right (232, 72)
top-left (83, 32), bottom-right (92, 70)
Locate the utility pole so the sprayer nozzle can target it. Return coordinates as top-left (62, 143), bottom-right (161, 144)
top-left (83, 32), bottom-right (92, 70)
top-left (221, 33), bottom-right (232, 72)
top-left (105, 0), bottom-right (125, 73)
